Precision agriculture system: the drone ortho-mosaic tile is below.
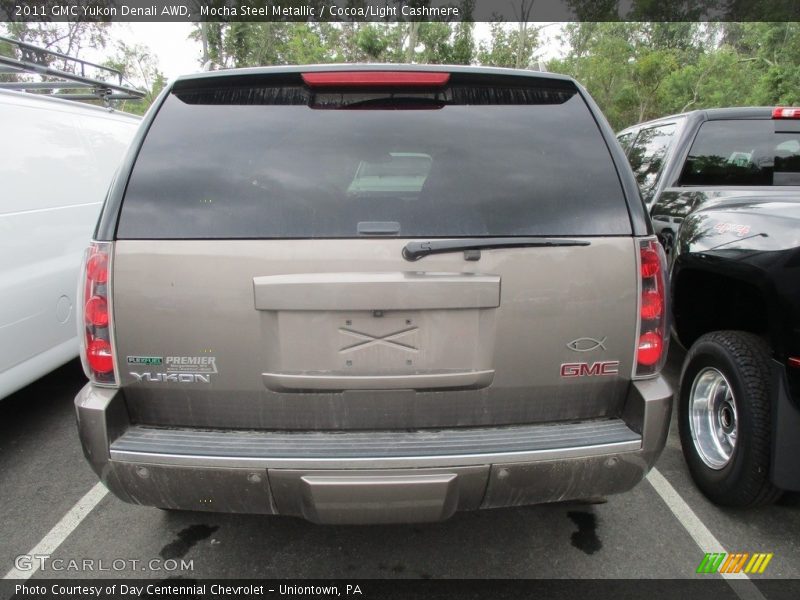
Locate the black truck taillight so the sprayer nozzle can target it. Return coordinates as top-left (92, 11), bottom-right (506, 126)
top-left (772, 107), bottom-right (800, 119)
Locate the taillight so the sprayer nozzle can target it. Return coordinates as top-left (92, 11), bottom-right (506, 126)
top-left (640, 290), bottom-right (663, 320)
top-left (301, 71), bottom-right (450, 88)
top-left (640, 248), bottom-right (661, 278)
top-left (635, 239), bottom-right (669, 377)
top-left (772, 107), bottom-right (800, 119)
top-left (79, 242), bottom-right (117, 385)
top-left (86, 339), bottom-right (113, 373)
top-left (84, 296), bottom-right (109, 327)
top-left (637, 332), bottom-right (663, 367)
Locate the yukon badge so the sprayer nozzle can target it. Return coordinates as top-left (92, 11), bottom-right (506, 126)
top-left (567, 337), bottom-right (607, 352)
top-left (130, 372), bottom-right (211, 384)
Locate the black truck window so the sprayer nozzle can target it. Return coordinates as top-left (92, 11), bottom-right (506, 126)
top-left (627, 124), bottom-right (677, 203)
top-left (680, 120), bottom-right (800, 186)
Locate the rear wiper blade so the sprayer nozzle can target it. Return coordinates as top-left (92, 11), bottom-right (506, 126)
top-left (402, 237), bottom-right (591, 261)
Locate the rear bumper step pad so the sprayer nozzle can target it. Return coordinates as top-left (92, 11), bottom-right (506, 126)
top-left (110, 419), bottom-right (641, 468)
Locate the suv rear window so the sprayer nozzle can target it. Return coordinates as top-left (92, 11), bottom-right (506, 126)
top-left (680, 120), bottom-right (800, 186)
top-left (117, 76), bottom-right (631, 239)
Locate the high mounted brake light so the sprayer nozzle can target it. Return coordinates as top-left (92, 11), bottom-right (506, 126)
top-left (634, 239), bottom-right (669, 377)
top-left (301, 71), bottom-right (450, 88)
top-left (772, 107), bottom-right (800, 119)
top-left (79, 242), bottom-right (117, 385)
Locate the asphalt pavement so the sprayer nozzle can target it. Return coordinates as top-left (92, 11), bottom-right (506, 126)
top-left (1, 347), bottom-right (798, 586)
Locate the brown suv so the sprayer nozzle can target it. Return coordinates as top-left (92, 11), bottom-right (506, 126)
top-left (75, 65), bottom-right (671, 524)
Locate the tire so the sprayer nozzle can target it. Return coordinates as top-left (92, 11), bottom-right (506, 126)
top-left (678, 331), bottom-right (782, 508)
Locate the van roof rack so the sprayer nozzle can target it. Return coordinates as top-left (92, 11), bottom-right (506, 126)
top-left (0, 35), bottom-right (145, 103)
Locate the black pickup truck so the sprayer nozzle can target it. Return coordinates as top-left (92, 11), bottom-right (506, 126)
top-left (617, 107), bottom-right (800, 507)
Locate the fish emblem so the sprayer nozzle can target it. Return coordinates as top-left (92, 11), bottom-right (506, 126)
top-left (567, 337), bottom-right (607, 352)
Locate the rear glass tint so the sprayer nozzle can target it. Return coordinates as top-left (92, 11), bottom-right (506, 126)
top-left (117, 77), bottom-right (631, 239)
top-left (680, 119), bottom-right (800, 186)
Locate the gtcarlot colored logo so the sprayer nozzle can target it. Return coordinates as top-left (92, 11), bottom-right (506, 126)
top-left (697, 552), bottom-right (773, 574)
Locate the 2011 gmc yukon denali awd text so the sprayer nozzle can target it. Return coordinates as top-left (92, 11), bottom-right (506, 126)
top-left (75, 65), bottom-right (672, 524)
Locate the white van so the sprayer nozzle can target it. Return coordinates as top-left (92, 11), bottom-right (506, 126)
top-left (0, 89), bottom-right (139, 399)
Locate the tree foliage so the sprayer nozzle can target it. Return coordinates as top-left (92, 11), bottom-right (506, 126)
top-left (2, 20), bottom-right (111, 68)
top-left (0, 21), bottom-right (161, 114)
top-left (102, 40), bottom-right (166, 115)
top-left (478, 19), bottom-right (539, 68)
top-left (191, 17), bottom-right (478, 68)
top-left (549, 22), bottom-right (800, 130)
top-left (2, 18), bottom-right (798, 130)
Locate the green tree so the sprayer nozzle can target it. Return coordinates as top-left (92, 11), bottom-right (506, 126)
top-left (0, 21), bottom-right (111, 73)
top-left (0, 21), bottom-right (110, 67)
top-left (414, 20), bottom-right (475, 64)
top-left (0, 21), bottom-right (152, 111)
top-left (723, 22), bottom-right (800, 105)
top-left (659, 47), bottom-right (757, 113)
top-left (103, 41), bottom-right (166, 115)
top-left (355, 23), bottom-right (403, 61)
top-left (191, 23), bottom-right (314, 67)
top-left (550, 22), bottom-right (711, 129)
top-left (552, 21), bottom-right (800, 131)
top-left (550, 24), bottom-right (637, 128)
top-left (190, 13), bottom-right (476, 69)
top-left (478, 20), bottom-right (539, 68)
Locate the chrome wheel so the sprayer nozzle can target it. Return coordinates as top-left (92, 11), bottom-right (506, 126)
top-left (689, 367), bottom-right (738, 469)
